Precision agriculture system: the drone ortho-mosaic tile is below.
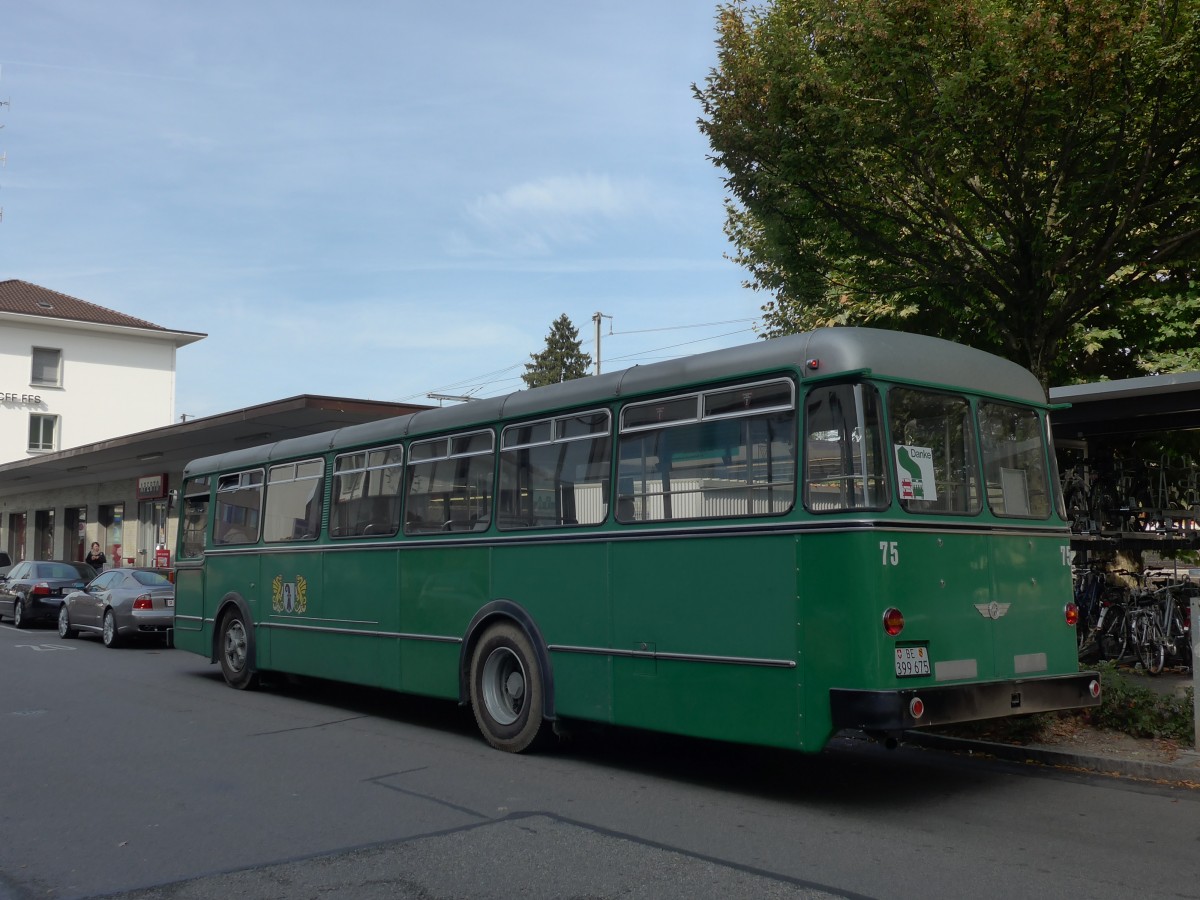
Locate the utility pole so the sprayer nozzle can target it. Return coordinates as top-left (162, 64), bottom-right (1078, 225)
top-left (592, 311), bottom-right (612, 375)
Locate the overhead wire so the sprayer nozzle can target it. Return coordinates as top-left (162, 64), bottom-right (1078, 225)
top-left (397, 317), bottom-right (761, 403)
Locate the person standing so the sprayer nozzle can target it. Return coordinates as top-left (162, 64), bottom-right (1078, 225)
top-left (85, 541), bottom-right (106, 572)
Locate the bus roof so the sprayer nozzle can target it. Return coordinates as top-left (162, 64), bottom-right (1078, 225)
top-left (183, 327), bottom-right (1047, 477)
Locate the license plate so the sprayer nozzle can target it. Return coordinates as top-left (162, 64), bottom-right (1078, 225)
top-left (895, 646), bottom-right (930, 678)
top-left (166, 598), bottom-right (175, 608)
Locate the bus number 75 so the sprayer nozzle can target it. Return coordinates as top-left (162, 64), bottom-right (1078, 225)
top-left (880, 541), bottom-right (899, 566)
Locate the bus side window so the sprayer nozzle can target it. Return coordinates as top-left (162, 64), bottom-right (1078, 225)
top-left (498, 410), bottom-right (611, 530)
top-left (213, 470), bottom-right (264, 545)
top-left (179, 475), bottom-right (211, 559)
top-left (264, 459), bottom-right (325, 543)
top-left (618, 379), bottom-right (796, 523)
top-left (332, 445), bottom-right (404, 538)
top-left (405, 431), bottom-right (494, 534)
top-left (803, 383), bottom-right (888, 513)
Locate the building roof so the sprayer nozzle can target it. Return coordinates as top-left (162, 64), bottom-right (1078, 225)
top-left (0, 280), bottom-right (206, 343)
top-left (0, 395), bottom-right (432, 498)
top-left (1050, 372), bottom-right (1200, 440)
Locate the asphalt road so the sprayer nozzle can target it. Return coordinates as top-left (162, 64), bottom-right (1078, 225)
top-left (2, 620), bottom-right (1198, 900)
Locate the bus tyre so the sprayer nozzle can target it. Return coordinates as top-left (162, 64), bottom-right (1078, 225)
top-left (218, 610), bottom-right (259, 690)
top-left (470, 623), bottom-right (546, 753)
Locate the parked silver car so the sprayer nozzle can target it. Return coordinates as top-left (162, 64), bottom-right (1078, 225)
top-left (58, 568), bottom-right (175, 648)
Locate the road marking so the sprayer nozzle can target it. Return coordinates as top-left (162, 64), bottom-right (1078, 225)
top-left (14, 643), bottom-right (76, 651)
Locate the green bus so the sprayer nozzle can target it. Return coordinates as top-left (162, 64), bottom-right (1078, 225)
top-left (173, 327), bottom-right (1100, 753)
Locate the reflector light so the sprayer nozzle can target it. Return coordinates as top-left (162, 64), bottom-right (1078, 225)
top-left (1064, 602), bottom-right (1079, 627)
top-left (133, 595), bottom-right (153, 610)
top-left (909, 697), bottom-right (925, 719)
top-left (805, 358), bottom-right (820, 370)
top-left (1089, 679), bottom-right (1101, 699)
top-left (882, 607), bottom-right (905, 636)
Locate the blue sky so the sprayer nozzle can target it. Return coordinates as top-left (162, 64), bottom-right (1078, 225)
top-left (0, 1), bottom-right (762, 419)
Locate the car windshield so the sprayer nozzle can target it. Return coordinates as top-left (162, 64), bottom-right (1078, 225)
top-left (131, 570), bottom-right (173, 587)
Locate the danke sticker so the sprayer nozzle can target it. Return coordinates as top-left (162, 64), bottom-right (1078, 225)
top-left (895, 445), bottom-right (937, 501)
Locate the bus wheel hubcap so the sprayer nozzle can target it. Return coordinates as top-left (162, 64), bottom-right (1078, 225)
top-left (482, 647), bottom-right (525, 726)
top-left (225, 622), bottom-right (247, 671)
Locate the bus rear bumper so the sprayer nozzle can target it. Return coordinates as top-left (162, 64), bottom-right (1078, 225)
top-left (830, 672), bottom-right (1102, 734)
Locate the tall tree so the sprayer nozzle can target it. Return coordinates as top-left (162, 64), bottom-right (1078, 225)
top-left (695, 0), bottom-right (1200, 385)
top-left (522, 314), bottom-right (593, 388)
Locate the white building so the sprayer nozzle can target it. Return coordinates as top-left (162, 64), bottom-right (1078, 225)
top-left (0, 280), bottom-right (205, 463)
top-left (0, 281), bottom-right (428, 569)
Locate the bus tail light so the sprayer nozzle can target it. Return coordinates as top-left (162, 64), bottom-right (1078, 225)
top-left (909, 697), bottom-right (925, 719)
top-left (1064, 602), bottom-right (1079, 627)
top-left (882, 607), bottom-right (905, 636)
top-left (133, 595), bottom-right (154, 610)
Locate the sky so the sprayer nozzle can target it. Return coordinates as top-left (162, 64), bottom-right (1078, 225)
top-left (0, 1), bottom-right (764, 420)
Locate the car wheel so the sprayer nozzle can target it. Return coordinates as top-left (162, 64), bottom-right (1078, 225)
top-left (218, 610), bottom-right (259, 690)
top-left (102, 610), bottom-right (121, 648)
top-left (58, 605), bottom-right (78, 639)
top-left (469, 622), bottom-right (547, 753)
top-left (12, 598), bottom-right (26, 629)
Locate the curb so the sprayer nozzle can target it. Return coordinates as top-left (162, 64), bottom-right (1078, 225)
top-left (902, 730), bottom-right (1200, 784)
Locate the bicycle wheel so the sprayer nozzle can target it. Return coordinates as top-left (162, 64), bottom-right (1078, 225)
top-left (1137, 617), bottom-right (1166, 674)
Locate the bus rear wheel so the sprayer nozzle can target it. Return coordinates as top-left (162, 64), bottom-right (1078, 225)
top-left (218, 609), bottom-right (259, 690)
top-left (469, 622), bottom-right (546, 753)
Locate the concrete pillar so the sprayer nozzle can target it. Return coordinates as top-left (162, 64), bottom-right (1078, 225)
top-left (1193, 596), bottom-right (1199, 751)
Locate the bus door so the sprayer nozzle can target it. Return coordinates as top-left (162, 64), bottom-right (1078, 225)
top-left (173, 477), bottom-right (212, 641)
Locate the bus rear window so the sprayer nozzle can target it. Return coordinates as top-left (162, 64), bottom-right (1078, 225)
top-left (978, 402), bottom-right (1052, 518)
top-left (888, 389), bottom-right (980, 515)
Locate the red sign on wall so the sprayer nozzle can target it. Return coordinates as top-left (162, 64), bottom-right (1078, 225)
top-left (137, 473), bottom-right (168, 501)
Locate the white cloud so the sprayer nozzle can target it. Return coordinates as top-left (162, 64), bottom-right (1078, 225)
top-left (463, 173), bottom-right (661, 255)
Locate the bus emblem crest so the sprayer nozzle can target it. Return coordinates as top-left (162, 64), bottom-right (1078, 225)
top-left (974, 601), bottom-right (1010, 620)
top-left (272, 574), bottom-right (309, 614)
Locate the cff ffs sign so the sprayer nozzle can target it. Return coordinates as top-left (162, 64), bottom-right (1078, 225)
top-left (1, 393), bottom-right (43, 405)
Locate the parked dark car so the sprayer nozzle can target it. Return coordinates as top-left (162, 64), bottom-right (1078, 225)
top-left (0, 560), bottom-right (97, 628)
top-left (58, 568), bottom-right (175, 648)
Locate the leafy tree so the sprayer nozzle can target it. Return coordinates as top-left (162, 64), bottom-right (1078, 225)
top-left (522, 314), bottom-right (593, 388)
top-left (695, 0), bottom-right (1200, 385)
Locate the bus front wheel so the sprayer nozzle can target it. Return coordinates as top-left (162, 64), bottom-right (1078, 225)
top-left (469, 622), bottom-right (545, 753)
top-left (218, 610), bottom-right (259, 690)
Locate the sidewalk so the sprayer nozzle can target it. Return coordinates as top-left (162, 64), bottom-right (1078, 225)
top-left (904, 668), bottom-right (1200, 785)
top-left (904, 729), bottom-right (1200, 784)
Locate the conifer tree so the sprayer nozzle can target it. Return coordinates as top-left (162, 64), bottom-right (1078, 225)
top-left (522, 314), bottom-right (593, 388)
